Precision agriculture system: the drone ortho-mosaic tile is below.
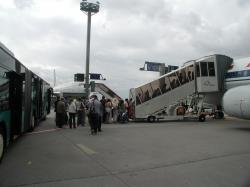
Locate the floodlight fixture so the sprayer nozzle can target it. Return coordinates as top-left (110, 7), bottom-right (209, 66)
top-left (80, 0), bottom-right (100, 13)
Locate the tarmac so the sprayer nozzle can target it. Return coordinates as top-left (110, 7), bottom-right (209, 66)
top-left (0, 112), bottom-right (250, 187)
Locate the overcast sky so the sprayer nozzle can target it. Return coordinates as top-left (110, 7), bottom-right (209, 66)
top-left (1, 0), bottom-right (250, 98)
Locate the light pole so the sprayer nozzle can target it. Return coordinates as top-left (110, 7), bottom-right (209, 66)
top-left (80, 0), bottom-right (100, 97)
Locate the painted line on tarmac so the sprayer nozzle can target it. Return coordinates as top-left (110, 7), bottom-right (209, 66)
top-left (26, 128), bottom-right (61, 135)
top-left (76, 144), bottom-right (97, 155)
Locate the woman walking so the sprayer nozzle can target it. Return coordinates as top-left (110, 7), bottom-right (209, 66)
top-left (105, 99), bottom-right (112, 123)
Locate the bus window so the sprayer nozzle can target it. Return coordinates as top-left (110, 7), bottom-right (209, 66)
top-left (151, 80), bottom-right (161, 98)
top-left (200, 62), bottom-right (208, 76)
top-left (0, 67), bottom-right (9, 111)
top-left (196, 64), bottom-right (200, 77)
top-left (208, 62), bottom-right (215, 76)
top-left (0, 50), bottom-right (15, 71)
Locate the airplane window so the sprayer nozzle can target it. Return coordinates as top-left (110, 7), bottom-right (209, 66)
top-left (243, 70), bottom-right (248, 77)
top-left (208, 62), bottom-right (215, 76)
top-left (248, 70), bottom-right (250, 76)
top-left (237, 71), bottom-right (243, 77)
top-left (201, 62), bottom-right (208, 76)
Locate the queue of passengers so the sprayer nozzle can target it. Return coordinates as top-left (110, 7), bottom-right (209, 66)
top-left (54, 95), bottom-right (133, 135)
top-left (54, 97), bottom-right (86, 129)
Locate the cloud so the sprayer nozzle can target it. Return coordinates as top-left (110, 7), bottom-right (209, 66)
top-left (14, 0), bottom-right (34, 9)
top-left (1, 0), bottom-right (250, 98)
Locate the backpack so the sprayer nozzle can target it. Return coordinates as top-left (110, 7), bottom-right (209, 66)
top-left (88, 101), bottom-right (97, 116)
top-left (80, 102), bottom-right (85, 110)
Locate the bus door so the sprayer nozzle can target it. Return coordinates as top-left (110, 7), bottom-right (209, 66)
top-left (7, 71), bottom-right (23, 137)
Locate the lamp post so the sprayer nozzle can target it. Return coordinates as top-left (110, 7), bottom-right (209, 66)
top-left (80, 0), bottom-right (100, 97)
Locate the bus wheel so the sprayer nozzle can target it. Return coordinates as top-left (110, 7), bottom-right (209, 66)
top-left (147, 116), bottom-right (155, 123)
top-left (0, 126), bottom-right (5, 162)
top-left (199, 114), bottom-right (206, 122)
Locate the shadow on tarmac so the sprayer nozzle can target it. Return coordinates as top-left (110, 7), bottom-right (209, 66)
top-left (229, 127), bottom-right (250, 132)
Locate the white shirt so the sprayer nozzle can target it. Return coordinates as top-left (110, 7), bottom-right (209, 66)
top-left (68, 101), bottom-right (77, 113)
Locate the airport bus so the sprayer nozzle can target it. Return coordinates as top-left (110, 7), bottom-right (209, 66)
top-left (0, 42), bottom-right (52, 162)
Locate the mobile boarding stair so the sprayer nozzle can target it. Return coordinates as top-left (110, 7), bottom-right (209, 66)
top-left (130, 54), bottom-right (232, 122)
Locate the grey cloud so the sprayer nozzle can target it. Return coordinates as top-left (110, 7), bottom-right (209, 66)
top-left (104, 0), bottom-right (172, 21)
top-left (2, 0), bottom-right (250, 98)
top-left (14, 0), bottom-right (34, 9)
top-left (238, 0), bottom-right (250, 6)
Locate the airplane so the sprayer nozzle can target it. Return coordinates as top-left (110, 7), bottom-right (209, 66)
top-left (222, 57), bottom-right (250, 120)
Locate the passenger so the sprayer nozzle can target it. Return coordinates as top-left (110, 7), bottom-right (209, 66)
top-left (87, 95), bottom-right (102, 134)
top-left (75, 98), bottom-right (81, 126)
top-left (68, 99), bottom-right (77, 129)
top-left (130, 99), bottom-right (135, 119)
top-left (100, 96), bottom-right (106, 123)
top-left (105, 99), bottom-right (112, 123)
top-left (128, 98), bottom-right (133, 119)
top-left (54, 96), bottom-right (60, 127)
top-left (124, 99), bottom-right (129, 113)
top-left (76, 98), bottom-right (85, 126)
top-left (118, 100), bottom-right (128, 123)
top-left (112, 98), bottom-right (119, 122)
top-left (56, 97), bottom-right (67, 128)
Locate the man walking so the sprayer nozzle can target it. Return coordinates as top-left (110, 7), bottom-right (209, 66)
top-left (56, 97), bottom-right (66, 128)
top-left (88, 95), bottom-right (102, 135)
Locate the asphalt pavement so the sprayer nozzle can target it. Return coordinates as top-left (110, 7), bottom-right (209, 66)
top-left (0, 112), bottom-right (250, 187)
